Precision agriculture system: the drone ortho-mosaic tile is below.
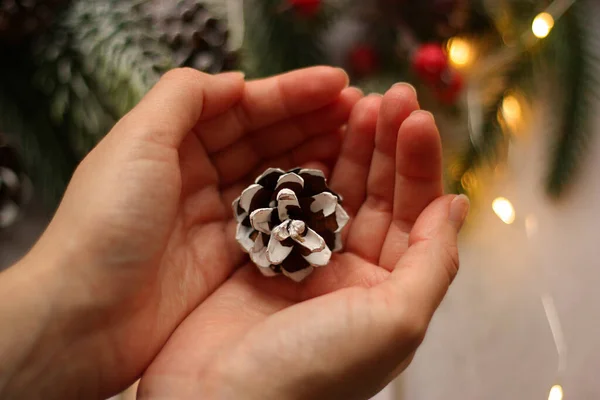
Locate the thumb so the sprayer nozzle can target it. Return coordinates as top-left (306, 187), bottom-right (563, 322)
top-left (380, 194), bottom-right (469, 331)
top-left (116, 68), bottom-right (245, 148)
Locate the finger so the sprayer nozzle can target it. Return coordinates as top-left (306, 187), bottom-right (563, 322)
top-left (301, 161), bottom-right (331, 178)
top-left (393, 111), bottom-right (443, 224)
top-left (212, 87), bottom-right (361, 185)
top-left (197, 66), bottom-right (349, 154)
top-left (117, 68), bottom-right (245, 148)
top-left (379, 110), bottom-right (444, 270)
top-left (286, 195), bottom-right (467, 398)
top-left (329, 94), bottom-right (381, 217)
top-left (250, 87), bottom-right (362, 159)
top-left (221, 132), bottom-right (342, 212)
top-left (347, 84), bottom-right (419, 262)
top-left (379, 194), bottom-right (469, 328)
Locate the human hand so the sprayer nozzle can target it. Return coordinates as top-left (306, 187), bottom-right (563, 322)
top-left (0, 66), bottom-right (360, 399)
top-left (138, 85), bottom-right (470, 399)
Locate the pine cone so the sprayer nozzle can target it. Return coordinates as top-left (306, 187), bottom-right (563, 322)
top-left (233, 168), bottom-right (349, 282)
top-left (143, 0), bottom-right (237, 73)
top-left (0, 139), bottom-right (29, 228)
top-left (0, 0), bottom-right (69, 45)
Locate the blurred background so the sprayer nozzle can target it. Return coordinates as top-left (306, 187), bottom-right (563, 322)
top-left (1, 0), bottom-right (598, 399)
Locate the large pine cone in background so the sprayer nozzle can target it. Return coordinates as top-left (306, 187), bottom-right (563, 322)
top-left (233, 168), bottom-right (350, 282)
top-left (0, 0), bottom-right (69, 45)
top-left (0, 138), bottom-right (29, 228)
top-left (143, 0), bottom-right (237, 73)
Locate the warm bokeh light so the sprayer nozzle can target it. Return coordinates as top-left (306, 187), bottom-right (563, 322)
top-left (532, 12), bottom-right (555, 39)
top-left (502, 95), bottom-right (522, 121)
top-left (548, 384), bottom-right (563, 400)
top-left (447, 37), bottom-right (473, 67)
top-left (502, 94), bottom-right (522, 130)
top-left (525, 214), bottom-right (538, 238)
top-left (492, 197), bottom-right (516, 224)
top-left (461, 171), bottom-right (477, 191)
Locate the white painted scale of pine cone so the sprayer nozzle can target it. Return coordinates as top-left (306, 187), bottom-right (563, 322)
top-left (232, 168), bottom-right (349, 282)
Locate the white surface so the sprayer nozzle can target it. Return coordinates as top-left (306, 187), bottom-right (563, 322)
top-left (372, 384), bottom-right (395, 400)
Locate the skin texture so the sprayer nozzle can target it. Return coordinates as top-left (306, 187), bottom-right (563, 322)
top-left (0, 67), bottom-right (468, 400)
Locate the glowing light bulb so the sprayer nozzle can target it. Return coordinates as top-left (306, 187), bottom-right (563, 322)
top-left (447, 37), bottom-right (473, 67)
top-left (492, 197), bottom-right (515, 225)
top-left (502, 94), bottom-right (522, 131)
top-left (548, 384), bottom-right (563, 400)
top-left (532, 12), bottom-right (555, 39)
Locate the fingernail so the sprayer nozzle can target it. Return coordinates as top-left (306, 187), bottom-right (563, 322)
top-left (411, 110), bottom-right (435, 121)
top-left (335, 67), bottom-right (351, 87)
top-left (217, 71), bottom-right (246, 80)
top-left (449, 194), bottom-right (470, 231)
top-left (392, 82), bottom-right (417, 96)
top-left (348, 86), bottom-right (364, 96)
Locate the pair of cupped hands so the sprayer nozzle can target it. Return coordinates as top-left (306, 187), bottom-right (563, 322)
top-left (0, 67), bottom-right (469, 400)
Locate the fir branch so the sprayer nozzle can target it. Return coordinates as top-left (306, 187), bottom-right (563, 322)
top-left (449, 56), bottom-right (534, 194)
top-left (31, 28), bottom-right (118, 159)
top-left (64, 0), bottom-right (174, 117)
top-left (449, 96), bottom-right (506, 195)
top-left (242, 0), bottom-right (336, 78)
top-left (545, 1), bottom-right (599, 198)
top-left (0, 0), bottom-right (176, 203)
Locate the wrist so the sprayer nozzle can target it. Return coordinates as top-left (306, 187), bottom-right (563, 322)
top-left (0, 252), bottom-right (77, 397)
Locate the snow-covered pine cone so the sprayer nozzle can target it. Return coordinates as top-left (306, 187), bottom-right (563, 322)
top-left (143, 0), bottom-right (237, 73)
top-left (233, 168), bottom-right (350, 282)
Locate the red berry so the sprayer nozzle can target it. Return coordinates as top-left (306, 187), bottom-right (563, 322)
top-left (412, 43), bottom-right (448, 83)
top-left (289, 0), bottom-right (321, 17)
top-left (349, 45), bottom-right (379, 77)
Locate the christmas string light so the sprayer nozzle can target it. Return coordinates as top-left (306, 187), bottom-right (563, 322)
top-left (542, 294), bottom-right (568, 375)
top-left (548, 384), bottom-right (564, 400)
top-left (492, 197), bottom-right (516, 225)
top-left (532, 12), bottom-right (555, 39)
top-left (501, 93), bottom-right (523, 131)
top-left (469, 0), bottom-right (577, 81)
top-left (492, 203), bottom-right (568, 399)
top-left (464, 0), bottom-right (578, 186)
top-left (523, 212), bottom-right (568, 399)
top-left (447, 37), bottom-right (473, 67)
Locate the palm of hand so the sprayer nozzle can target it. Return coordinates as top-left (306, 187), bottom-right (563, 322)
top-left (47, 67), bottom-right (368, 394)
top-left (135, 74), bottom-right (451, 399)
